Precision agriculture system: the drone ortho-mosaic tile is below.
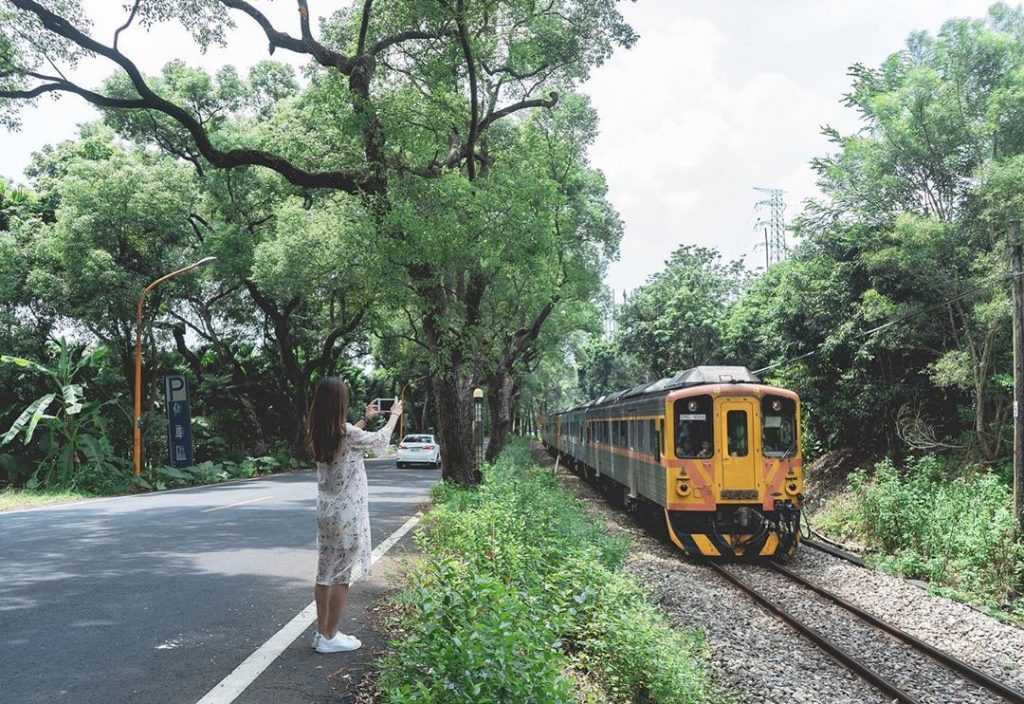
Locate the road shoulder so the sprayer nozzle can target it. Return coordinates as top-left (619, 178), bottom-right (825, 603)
top-left (234, 527), bottom-right (422, 704)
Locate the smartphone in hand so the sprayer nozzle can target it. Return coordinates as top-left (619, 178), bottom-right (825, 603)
top-left (371, 397), bottom-right (396, 415)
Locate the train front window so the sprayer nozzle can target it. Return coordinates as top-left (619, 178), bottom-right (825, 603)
top-left (674, 395), bottom-right (713, 458)
top-left (762, 396), bottom-right (797, 457)
top-left (727, 410), bottom-right (748, 457)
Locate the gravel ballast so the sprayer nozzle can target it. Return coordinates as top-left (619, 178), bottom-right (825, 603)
top-left (553, 469), bottom-right (1024, 704)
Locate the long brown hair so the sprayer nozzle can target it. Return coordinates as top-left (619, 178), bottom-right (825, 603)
top-left (306, 377), bottom-right (349, 463)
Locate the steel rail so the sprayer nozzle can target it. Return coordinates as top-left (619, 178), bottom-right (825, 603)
top-left (769, 562), bottom-right (1024, 704)
top-left (802, 538), bottom-right (867, 567)
top-left (706, 562), bottom-right (923, 704)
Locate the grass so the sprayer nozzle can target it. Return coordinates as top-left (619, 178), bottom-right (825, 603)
top-left (813, 455), bottom-right (1024, 624)
top-left (0, 487), bottom-right (91, 512)
top-left (375, 440), bottom-right (715, 704)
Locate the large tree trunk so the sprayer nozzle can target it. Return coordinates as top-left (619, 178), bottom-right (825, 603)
top-left (433, 371), bottom-right (477, 484)
top-left (485, 372), bottom-right (515, 462)
top-left (421, 375), bottom-right (433, 433)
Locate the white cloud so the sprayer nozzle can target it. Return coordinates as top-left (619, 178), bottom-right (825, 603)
top-left (586, 0), bottom-right (995, 293)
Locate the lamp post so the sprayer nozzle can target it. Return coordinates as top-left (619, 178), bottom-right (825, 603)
top-left (133, 257), bottom-right (217, 476)
top-left (473, 387), bottom-right (484, 473)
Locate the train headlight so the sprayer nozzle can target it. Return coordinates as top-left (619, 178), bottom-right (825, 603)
top-left (687, 400), bottom-right (699, 412)
top-left (676, 477), bottom-right (691, 497)
top-left (771, 399), bottom-right (783, 412)
top-left (786, 482), bottom-right (798, 495)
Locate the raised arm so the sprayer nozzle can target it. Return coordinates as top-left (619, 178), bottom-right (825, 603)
top-left (346, 401), bottom-right (403, 451)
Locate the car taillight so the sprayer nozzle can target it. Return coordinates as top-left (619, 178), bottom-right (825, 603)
top-left (423, 445), bottom-right (434, 449)
top-left (399, 444), bottom-right (408, 449)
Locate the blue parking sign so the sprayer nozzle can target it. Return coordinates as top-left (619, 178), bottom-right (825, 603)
top-left (164, 375), bottom-right (193, 467)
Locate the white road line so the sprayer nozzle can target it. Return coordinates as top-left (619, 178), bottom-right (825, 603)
top-left (193, 511), bottom-right (424, 704)
top-left (201, 496), bottom-right (272, 513)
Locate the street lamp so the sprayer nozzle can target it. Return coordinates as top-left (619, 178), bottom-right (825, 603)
top-left (473, 387), bottom-right (484, 472)
top-left (133, 256), bottom-right (217, 476)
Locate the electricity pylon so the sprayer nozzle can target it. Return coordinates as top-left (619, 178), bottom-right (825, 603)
top-left (754, 187), bottom-right (787, 267)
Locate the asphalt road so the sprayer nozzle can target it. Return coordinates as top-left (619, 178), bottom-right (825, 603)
top-left (0, 459), bottom-right (439, 704)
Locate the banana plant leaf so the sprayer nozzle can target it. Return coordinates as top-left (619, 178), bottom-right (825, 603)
top-left (1, 393), bottom-right (57, 446)
top-left (0, 354), bottom-right (54, 378)
top-left (62, 383), bottom-right (84, 415)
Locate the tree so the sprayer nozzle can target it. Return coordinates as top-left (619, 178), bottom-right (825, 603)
top-left (724, 6), bottom-right (1024, 459)
top-left (616, 245), bottom-right (748, 379)
top-left (1, 0), bottom-right (636, 484)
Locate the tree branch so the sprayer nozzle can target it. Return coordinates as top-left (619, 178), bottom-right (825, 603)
top-left (370, 29), bottom-right (455, 55)
top-left (357, 0), bottom-right (374, 55)
top-left (455, 0), bottom-right (479, 179)
top-left (113, 0), bottom-right (141, 51)
top-left (219, 0), bottom-right (352, 71)
top-left (479, 92), bottom-right (559, 132)
top-left (0, 80), bottom-right (147, 109)
top-left (7, 0), bottom-right (373, 194)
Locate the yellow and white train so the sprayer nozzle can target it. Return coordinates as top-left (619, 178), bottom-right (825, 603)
top-left (542, 366), bottom-right (802, 558)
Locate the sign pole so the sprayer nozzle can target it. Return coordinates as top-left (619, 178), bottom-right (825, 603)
top-left (164, 375), bottom-right (194, 467)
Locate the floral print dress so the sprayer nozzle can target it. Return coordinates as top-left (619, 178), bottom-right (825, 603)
top-left (315, 415), bottom-right (398, 586)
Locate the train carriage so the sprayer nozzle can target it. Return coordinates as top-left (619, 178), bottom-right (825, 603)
top-left (542, 366), bottom-right (802, 559)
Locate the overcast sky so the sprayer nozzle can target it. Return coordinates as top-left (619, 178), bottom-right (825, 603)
top-left (0, 1), bottom-right (997, 294)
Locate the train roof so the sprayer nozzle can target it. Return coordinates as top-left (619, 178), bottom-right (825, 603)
top-left (551, 366), bottom-right (762, 415)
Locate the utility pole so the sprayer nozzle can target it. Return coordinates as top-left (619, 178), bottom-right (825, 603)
top-left (1012, 221), bottom-right (1024, 535)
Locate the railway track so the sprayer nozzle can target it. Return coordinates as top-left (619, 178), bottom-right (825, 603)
top-left (802, 536), bottom-right (867, 567)
top-left (709, 560), bottom-right (1024, 704)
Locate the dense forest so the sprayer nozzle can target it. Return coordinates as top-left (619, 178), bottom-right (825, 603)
top-left (0, 0), bottom-right (631, 491)
top-left (577, 6), bottom-right (1024, 466)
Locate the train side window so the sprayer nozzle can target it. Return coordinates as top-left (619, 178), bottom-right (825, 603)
top-left (727, 410), bottom-right (749, 457)
top-left (762, 396), bottom-right (797, 457)
top-left (657, 419), bottom-right (664, 459)
top-left (651, 420), bottom-right (660, 461)
top-left (675, 396), bottom-right (714, 458)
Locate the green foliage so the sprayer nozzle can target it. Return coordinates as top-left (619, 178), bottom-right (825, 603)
top-left (617, 245), bottom-right (749, 379)
top-left (136, 455), bottom-right (287, 492)
top-left (0, 340), bottom-right (130, 492)
top-left (836, 456), bottom-right (1023, 617)
top-left (573, 8), bottom-right (1024, 463)
top-left (378, 440), bottom-right (713, 704)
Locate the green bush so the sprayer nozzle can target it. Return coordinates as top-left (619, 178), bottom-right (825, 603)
top-left (137, 455), bottom-right (288, 491)
top-left (378, 440), bottom-right (713, 703)
top-left (381, 560), bottom-right (574, 704)
top-left (845, 456), bottom-right (1023, 615)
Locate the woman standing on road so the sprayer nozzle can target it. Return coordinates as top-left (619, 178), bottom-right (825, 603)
top-left (305, 377), bottom-right (402, 653)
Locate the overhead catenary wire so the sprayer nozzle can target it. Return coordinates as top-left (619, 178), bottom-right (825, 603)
top-left (752, 269), bottom-right (1024, 376)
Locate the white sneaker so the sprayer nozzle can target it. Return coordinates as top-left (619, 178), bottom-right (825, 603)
top-left (314, 632), bottom-right (362, 653)
top-left (311, 632), bottom-right (321, 650)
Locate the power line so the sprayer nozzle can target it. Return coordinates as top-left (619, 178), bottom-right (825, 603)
top-left (753, 269), bottom-right (1024, 376)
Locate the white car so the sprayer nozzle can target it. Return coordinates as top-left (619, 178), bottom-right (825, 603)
top-left (396, 434), bottom-right (441, 468)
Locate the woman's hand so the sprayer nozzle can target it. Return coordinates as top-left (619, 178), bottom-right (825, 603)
top-left (365, 402), bottom-right (380, 420)
top-left (390, 400), bottom-right (404, 417)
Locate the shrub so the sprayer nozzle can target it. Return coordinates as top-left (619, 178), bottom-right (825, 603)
top-left (378, 440), bottom-right (713, 703)
top-left (846, 456), bottom-right (1024, 612)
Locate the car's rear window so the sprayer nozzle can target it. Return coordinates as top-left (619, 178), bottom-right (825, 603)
top-left (403, 435), bottom-right (433, 444)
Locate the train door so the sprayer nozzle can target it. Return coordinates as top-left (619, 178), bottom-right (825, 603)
top-left (718, 398), bottom-right (759, 497)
